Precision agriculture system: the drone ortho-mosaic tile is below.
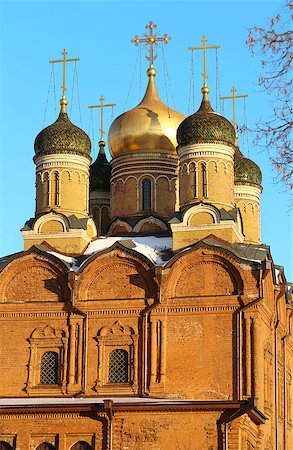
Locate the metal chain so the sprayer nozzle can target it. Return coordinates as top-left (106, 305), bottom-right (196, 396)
top-left (74, 62), bottom-right (83, 128)
top-left (215, 48), bottom-right (221, 111)
top-left (188, 50), bottom-right (195, 114)
top-left (161, 42), bottom-right (176, 111)
top-left (123, 47), bottom-right (140, 112)
top-left (43, 64), bottom-right (54, 128)
top-left (52, 63), bottom-right (57, 116)
top-left (69, 61), bottom-right (76, 118)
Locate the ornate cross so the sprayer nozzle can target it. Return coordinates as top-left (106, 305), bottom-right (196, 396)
top-left (220, 87), bottom-right (248, 129)
top-left (188, 36), bottom-right (220, 87)
top-left (88, 95), bottom-right (116, 141)
top-left (49, 49), bottom-right (80, 98)
top-left (131, 21), bottom-right (171, 67)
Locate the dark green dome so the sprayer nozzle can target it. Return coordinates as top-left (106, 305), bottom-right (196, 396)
top-left (177, 90), bottom-right (236, 149)
top-left (234, 147), bottom-right (262, 186)
top-left (89, 141), bottom-right (111, 192)
top-left (34, 102), bottom-right (91, 157)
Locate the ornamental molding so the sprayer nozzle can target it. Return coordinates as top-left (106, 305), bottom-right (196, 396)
top-left (90, 191), bottom-right (110, 201)
top-left (133, 216), bottom-right (168, 232)
top-left (179, 159), bottom-right (233, 175)
top-left (35, 154), bottom-right (90, 170)
top-left (111, 169), bottom-right (178, 183)
top-left (0, 413), bottom-right (81, 420)
top-left (111, 174), bottom-right (178, 192)
top-left (33, 212), bottom-right (70, 233)
top-left (171, 221), bottom-right (244, 242)
top-left (182, 204), bottom-right (221, 225)
top-left (111, 152), bottom-right (179, 164)
top-left (22, 228), bottom-right (92, 242)
top-left (37, 168), bottom-right (88, 183)
top-left (178, 143), bottom-right (234, 160)
top-left (234, 184), bottom-right (262, 199)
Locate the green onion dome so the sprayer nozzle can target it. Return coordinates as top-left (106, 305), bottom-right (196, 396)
top-left (177, 87), bottom-right (236, 149)
top-left (89, 141), bottom-right (111, 192)
top-left (234, 146), bottom-right (262, 186)
top-left (34, 98), bottom-right (91, 157)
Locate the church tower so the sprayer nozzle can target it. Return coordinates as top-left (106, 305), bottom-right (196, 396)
top-left (21, 50), bottom-right (97, 254)
top-left (88, 96), bottom-right (114, 236)
top-left (172, 37), bottom-right (243, 250)
top-left (108, 22), bottom-right (185, 235)
top-left (220, 86), bottom-right (263, 244)
top-left (89, 139), bottom-right (111, 235)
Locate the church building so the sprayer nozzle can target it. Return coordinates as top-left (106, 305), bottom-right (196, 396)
top-left (0, 23), bottom-right (292, 450)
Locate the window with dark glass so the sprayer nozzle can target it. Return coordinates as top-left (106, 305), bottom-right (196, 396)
top-left (71, 442), bottom-right (92, 450)
top-left (0, 442), bottom-right (13, 450)
top-left (35, 444), bottom-right (56, 450)
top-left (40, 351), bottom-right (59, 384)
top-left (194, 167), bottom-right (198, 197)
top-left (108, 349), bottom-right (128, 383)
top-left (142, 178), bottom-right (151, 210)
top-left (202, 163), bottom-right (208, 197)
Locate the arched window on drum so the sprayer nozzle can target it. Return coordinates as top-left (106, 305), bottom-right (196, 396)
top-left (142, 178), bottom-right (152, 211)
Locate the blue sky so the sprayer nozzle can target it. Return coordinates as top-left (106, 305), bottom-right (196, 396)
top-left (0, 0), bottom-right (292, 279)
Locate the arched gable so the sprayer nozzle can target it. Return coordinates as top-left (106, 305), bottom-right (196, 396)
top-left (0, 249), bottom-right (69, 303)
top-left (77, 246), bottom-right (156, 300)
top-left (164, 245), bottom-right (244, 299)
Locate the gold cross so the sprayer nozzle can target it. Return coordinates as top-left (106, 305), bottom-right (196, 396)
top-left (188, 36), bottom-right (220, 87)
top-left (220, 87), bottom-right (248, 129)
top-left (131, 21), bottom-right (171, 67)
top-left (88, 95), bottom-right (116, 141)
top-left (49, 49), bottom-right (80, 98)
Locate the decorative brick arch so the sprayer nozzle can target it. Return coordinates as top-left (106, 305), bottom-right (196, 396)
top-left (163, 246), bottom-right (244, 300)
top-left (77, 246), bottom-right (156, 301)
top-left (0, 250), bottom-right (70, 303)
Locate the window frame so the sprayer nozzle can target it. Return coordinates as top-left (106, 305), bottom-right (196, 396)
top-left (94, 321), bottom-right (138, 394)
top-left (141, 178), bottom-right (152, 211)
top-left (25, 325), bottom-right (68, 395)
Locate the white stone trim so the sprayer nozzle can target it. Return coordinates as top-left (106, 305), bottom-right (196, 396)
top-left (35, 153), bottom-right (90, 172)
top-left (171, 221), bottom-right (244, 243)
top-left (234, 184), bottom-right (262, 203)
top-left (33, 212), bottom-right (70, 233)
top-left (178, 142), bottom-right (234, 162)
top-left (133, 216), bottom-right (168, 232)
top-left (183, 203), bottom-right (221, 225)
top-left (108, 219), bottom-right (132, 235)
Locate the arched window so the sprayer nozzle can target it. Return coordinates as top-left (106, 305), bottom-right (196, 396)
top-left (193, 166), bottom-right (198, 197)
top-left (71, 442), bottom-right (92, 450)
top-left (0, 442), bottom-right (13, 450)
top-left (108, 349), bottom-right (128, 383)
top-left (53, 171), bottom-right (60, 206)
top-left (142, 178), bottom-right (152, 210)
top-left (35, 444), bottom-right (56, 450)
top-left (40, 351), bottom-right (59, 384)
top-left (202, 163), bottom-right (208, 197)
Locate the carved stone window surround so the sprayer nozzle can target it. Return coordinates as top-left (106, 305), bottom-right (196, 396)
top-left (93, 321), bottom-right (138, 394)
top-left (25, 325), bottom-right (68, 395)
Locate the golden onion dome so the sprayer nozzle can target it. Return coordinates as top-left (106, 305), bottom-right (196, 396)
top-left (108, 68), bottom-right (185, 158)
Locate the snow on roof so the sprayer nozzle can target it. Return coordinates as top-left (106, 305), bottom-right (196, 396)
top-left (47, 236), bottom-right (173, 271)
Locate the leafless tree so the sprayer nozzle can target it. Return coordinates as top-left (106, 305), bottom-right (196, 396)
top-left (247, 0), bottom-right (292, 190)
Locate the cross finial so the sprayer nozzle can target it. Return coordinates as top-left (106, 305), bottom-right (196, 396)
top-left (220, 86), bottom-right (248, 130)
top-left (131, 21), bottom-right (171, 71)
top-left (49, 48), bottom-right (80, 99)
top-left (88, 95), bottom-right (116, 141)
top-left (188, 36), bottom-right (220, 88)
